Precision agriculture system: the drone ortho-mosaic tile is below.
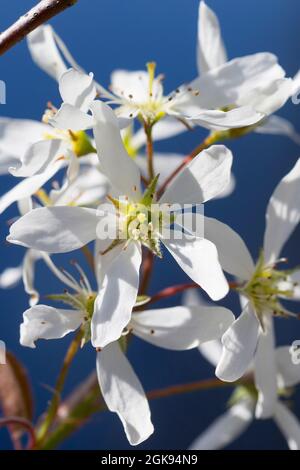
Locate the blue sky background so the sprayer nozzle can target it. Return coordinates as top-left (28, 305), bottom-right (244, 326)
top-left (0, 0), bottom-right (300, 450)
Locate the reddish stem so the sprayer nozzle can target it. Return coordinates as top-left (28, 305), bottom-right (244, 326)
top-left (139, 249), bottom-right (154, 295)
top-left (147, 375), bottom-right (253, 400)
top-left (136, 283), bottom-right (198, 310)
top-left (157, 136), bottom-right (212, 199)
top-left (0, 417), bottom-right (36, 450)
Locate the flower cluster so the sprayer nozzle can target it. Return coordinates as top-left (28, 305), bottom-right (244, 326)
top-left (1, 1), bottom-right (300, 450)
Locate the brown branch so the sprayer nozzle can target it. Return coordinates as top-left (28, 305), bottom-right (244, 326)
top-left (139, 249), bottom-right (154, 296)
top-left (146, 282), bottom-right (198, 306)
top-left (0, 0), bottom-right (78, 56)
top-left (147, 375), bottom-right (253, 400)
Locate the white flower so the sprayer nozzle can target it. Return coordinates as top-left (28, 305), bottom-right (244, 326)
top-left (0, 161), bottom-right (108, 305)
top-left (26, 23), bottom-right (264, 134)
top-left (198, 1), bottom-right (299, 142)
top-left (187, 336), bottom-right (300, 450)
top-left (47, 68), bottom-right (96, 132)
top-left (20, 269), bottom-right (234, 445)
top-left (7, 101), bottom-right (233, 348)
top-left (102, 64), bottom-right (264, 131)
top-left (200, 158), bottom-right (300, 418)
top-left (0, 117), bottom-right (49, 176)
top-left (0, 73), bottom-right (97, 214)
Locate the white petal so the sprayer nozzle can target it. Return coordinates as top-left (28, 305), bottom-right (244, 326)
top-left (0, 265), bottom-right (23, 289)
top-left (151, 117), bottom-right (187, 140)
top-left (255, 115), bottom-right (300, 145)
top-left (191, 53), bottom-right (285, 110)
top-left (204, 216), bottom-right (255, 281)
top-left (214, 172), bottom-right (236, 199)
top-left (254, 316), bottom-right (277, 419)
top-left (198, 340), bottom-right (223, 367)
top-left (94, 209), bottom-right (123, 284)
top-left (293, 69), bottom-right (300, 95)
top-left (197, 1), bottom-right (227, 74)
top-left (162, 233), bottom-right (229, 301)
top-left (9, 139), bottom-right (66, 177)
top-left (22, 250), bottom-right (41, 307)
top-left (7, 206), bottom-right (99, 253)
top-left (20, 305), bottom-right (83, 348)
top-left (160, 145), bottom-right (232, 205)
top-left (137, 152), bottom-right (183, 183)
top-left (182, 288), bottom-right (209, 307)
top-left (276, 346), bottom-right (300, 388)
top-left (91, 242), bottom-right (141, 348)
top-left (96, 342), bottom-right (153, 445)
top-left (238, 78), bottom-right (293, 115)
top-left (184, 289), bottom-right (226, 364)
top-left (28, 25), bottom-right (114, 101)
top-left (52, 166), bottom-right (109, 207)
top-left (189, 398), bottom-right (255, 450)
top-left (111, 69), bottom-right (162, 103)
top-left (91, 101), bottom-right (142, 200)
top-left (216, 303), bottom-right (260, 382)
top-left (0, 160), bottom-right (63, 214)
top-left (0, 118), bottom-right (49, 174)
top-left (264, 158), bottom-right (300, 263)
top-left (184, 106), bottom-right (264, 131)
top-left (131, 306), bottom-right (234, 350)
top-left (59, 69), bottom-right (96, 112)
top-left (27, 25), bottom-right (68, 80)
top-left (274, 401), bottom-right (300, 450)
top-left (0, 152), bottom-right (18, 176)
top-left (50, 103), bottom-right (94, 131)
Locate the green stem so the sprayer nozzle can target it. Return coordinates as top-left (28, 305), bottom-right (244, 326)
top-left (41, 382), bottom-right (104, 450)
top-left (35, 330), bottom-right (83, 447)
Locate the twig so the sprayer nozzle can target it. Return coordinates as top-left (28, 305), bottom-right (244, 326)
top-left (147, 375), bottom-right (253, 400)
top-left (0, 0), bottom-right (78, 56)
top-left (142, 282), bottom-right (198, 307)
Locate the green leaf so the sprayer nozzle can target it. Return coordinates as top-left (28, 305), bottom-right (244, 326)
top-left (140, 174), bottom-right (160, 206)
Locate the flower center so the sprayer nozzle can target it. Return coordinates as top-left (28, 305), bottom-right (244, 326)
top-left (240, 251), bottom-right (298, 325)
top-left (117, 62), bottom-right (166, 124)
top-left (105, 175), bottom-right (172, 257)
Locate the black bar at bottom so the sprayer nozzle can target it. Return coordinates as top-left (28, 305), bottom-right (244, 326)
top-left (0, 450), bottom-right (297, 465)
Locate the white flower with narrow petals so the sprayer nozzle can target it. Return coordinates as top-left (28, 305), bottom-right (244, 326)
top-left (190, 340), bottom-right (300, 450)
top-left (198, 1), bottom-right (300, 142)
top-left (0, 163), bottom-right (108, 305)
top-left (0, 70), bottom-right (101, 214)
top-left (26, 22), bottom-right (265, 135)
top-left (7, 101), bottom-right (233, 348)
top-left (199, 158), bottom-right (300, 419)
top-left (19, 261), bottom-right (234, 446)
